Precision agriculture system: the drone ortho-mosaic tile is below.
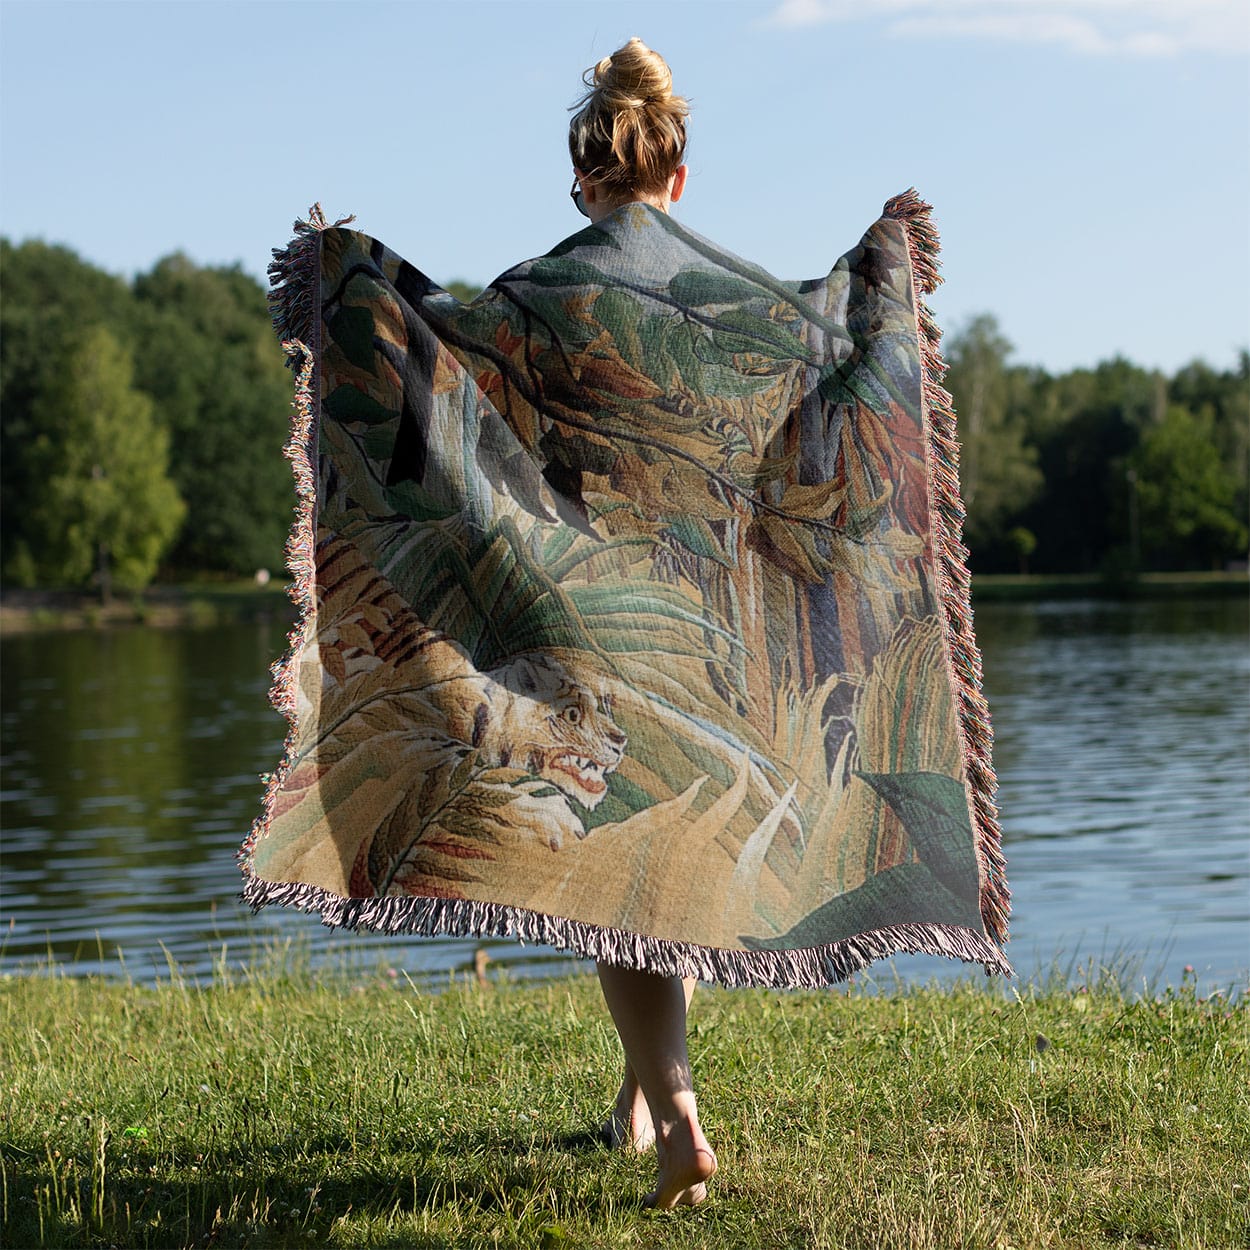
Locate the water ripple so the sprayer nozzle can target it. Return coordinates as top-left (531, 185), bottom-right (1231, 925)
top-left (2, 599), bottom-right (1246, 992)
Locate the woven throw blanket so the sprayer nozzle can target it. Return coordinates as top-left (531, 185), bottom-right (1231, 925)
top-left (240, 192), bottom-right (1011, 987)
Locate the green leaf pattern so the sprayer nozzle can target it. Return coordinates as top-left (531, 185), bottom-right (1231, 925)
top-left (249, 204), bottom-right (988, 952)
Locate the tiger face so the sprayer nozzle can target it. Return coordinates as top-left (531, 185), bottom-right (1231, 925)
top-left (474, 655), bottom-right (626, 811)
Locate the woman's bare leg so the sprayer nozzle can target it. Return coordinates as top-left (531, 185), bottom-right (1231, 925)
top-left (603, 1057), bottom-right (654, 1151)
top-left (602, 978), bottom-right (696, 1152)
top-left (596, 963), bottom-right (717, 1208)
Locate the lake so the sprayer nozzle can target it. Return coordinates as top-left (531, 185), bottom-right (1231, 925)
top-left (2, 596), bottom-right (1246, 994)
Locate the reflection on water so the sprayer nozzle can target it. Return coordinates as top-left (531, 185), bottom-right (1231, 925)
top-left (965, 595), bottom-right (1249, 992)
top-left (2, 597), bottom-right (1246, 990)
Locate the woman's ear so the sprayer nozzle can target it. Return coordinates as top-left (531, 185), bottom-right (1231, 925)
top-left (669, 164), bottom-right (688, 203)
top-left (575, 168), bottom-right (599, 207)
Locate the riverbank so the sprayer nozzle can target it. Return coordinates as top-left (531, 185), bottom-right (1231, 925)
top-left (0, 581), bottom-right (293, 634)
top-left (2, 969), bottom-right (1244, 1249)
top-left (2, 571), bottom-right (1243, 634)
top-left (969, 569), bottom-right (1248, 602)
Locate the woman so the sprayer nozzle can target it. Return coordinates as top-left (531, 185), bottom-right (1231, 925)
top-left (566, 38), bottom-right (717, 1209)
top-left (245, 35), bottom-right (1009, 1217)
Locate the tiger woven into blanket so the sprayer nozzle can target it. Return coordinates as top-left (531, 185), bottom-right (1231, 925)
top-left (239, 192), bottom-right (1011, 988)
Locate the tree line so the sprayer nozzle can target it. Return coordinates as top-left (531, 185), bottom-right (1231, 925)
top-left (945, 315), bottom-right (1247, 575)
top-left (1, 238), bottom-right (1245, 594)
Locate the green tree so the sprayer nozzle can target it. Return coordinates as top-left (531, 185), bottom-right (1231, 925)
top-left (444, 279), bottom-right (483, 303)
top-left (25, 327), bottom-right (185, 596)
top-left (1, 239), bottom-right (139, 580)
top-left (1006, 526), bottom-right (1037, 574)
top-left (943, 315), bottom-right (1042, 561)
top-left (1129, 405), bottom-right (1246, 570)
top-left (1021, 357), bottom-right (1163, 572)
top-left (1169, 353), bottom-right (1250, 538)
top-left (131, 256), bottom-right (293, 574)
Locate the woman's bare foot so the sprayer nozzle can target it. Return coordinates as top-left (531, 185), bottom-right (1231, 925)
top-left (602, 1073), bottom-right (655, 1151)
top-left (644, 1115), bottom-right (717, 1209)
top-left (594, 966), bottom-right (711, 1206)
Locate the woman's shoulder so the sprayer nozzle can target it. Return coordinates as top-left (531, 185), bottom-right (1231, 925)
top-left (491, 204), bottom-right (804, 300)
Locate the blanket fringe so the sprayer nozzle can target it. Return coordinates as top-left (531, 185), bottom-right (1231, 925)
top-left (241, 872), bottom-right (1013, 988)
top-left (883, 189), bottom-right (1010, 946)
top-left (266, 203), bottom-right (354, 348)
top-left (238, 206), bottom-right (346, 872)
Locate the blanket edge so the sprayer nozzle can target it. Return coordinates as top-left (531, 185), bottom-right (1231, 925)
top-left (236, 206), bottom-right (343, 878)
top-left (883, 188), bottom-right (1010, 947)
top-left (240, 871), bottom-right (1013, 987)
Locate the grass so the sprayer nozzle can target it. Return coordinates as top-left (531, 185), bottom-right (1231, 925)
top-left (1, 961), bottom-right (1246, 1250)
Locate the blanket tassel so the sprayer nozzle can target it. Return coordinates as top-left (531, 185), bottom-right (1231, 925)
top-left (885, 188), bottom-right (1010, 948)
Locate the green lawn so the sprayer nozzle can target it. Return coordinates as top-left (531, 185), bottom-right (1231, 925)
top-left (2, 963), bottom-right (1246, 1249)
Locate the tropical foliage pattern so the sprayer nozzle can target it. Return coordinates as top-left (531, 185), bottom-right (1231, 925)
top-left (246, 203), bottom-right (989, 951)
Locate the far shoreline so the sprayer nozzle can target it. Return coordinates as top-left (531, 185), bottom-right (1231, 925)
top-left (0, 570), bottom-right (1244, 636)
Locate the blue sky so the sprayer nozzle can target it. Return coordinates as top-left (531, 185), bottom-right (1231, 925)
top-left (2, 0), bottom-right (1246, 374)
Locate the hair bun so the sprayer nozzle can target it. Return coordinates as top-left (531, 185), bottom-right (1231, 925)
top-left (569, 38), bottom-right (689, 197)
top-left (595, 36), bottom-right (673, 109)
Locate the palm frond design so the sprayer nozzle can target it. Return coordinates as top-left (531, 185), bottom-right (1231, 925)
top-left (244, 195), bottom-right (1008, 981)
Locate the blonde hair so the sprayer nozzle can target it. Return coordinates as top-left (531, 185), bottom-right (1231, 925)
top-left (568, 38), bottom-right (689, 198)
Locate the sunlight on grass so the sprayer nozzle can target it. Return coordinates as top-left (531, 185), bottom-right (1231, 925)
top-left (2, 955), bottom-right (1245, 1249)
